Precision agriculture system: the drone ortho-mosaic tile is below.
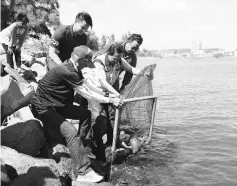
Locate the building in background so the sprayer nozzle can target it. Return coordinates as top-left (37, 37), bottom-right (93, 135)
top-left (191, 40), bottom-right (202, 54)
top-left (235, 44), bottom-right (237, 56)
top-left (191, 40), bottom-right (204, 58)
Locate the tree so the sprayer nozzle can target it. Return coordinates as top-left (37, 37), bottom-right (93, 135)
top-left (121, 31), bottom-right (131, 42)
top-left (107, 33), bottom-right (115, 44)
top-left (99, 35), bottom-right (108, 50)
top-left (87, 31), bottom-right (99, 51)
top-left (1, 0), bottom-right (60, 35)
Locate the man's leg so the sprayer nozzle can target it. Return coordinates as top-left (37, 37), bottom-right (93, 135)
top-left (103, 104), bottom-right (116, 146)
top-left (2, 44), bottom-right (14, 68)
top-left (56, 104), bottom-right (92, 141)
top-left (34, 108), bottom-right (91, 180)
top-left (14, 48), bottom-right (21, 69)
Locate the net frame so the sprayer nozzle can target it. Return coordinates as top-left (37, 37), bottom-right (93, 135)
top-left (111, 95), bottom-right (157, 152)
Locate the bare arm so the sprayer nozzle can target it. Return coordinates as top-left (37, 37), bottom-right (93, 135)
top-left (74, 83), bottom-right (110, 103)
top-left (82, 78), bottom-right (105, 95)
top-left (18, 27), bottom-right (29, 48)
top-left (94, 62), bottom-right (120, 96)
top-left (9, 24), bottom-right (17, 48)
top-left (121, 58), bottom-right (141, 75)
top-left (74, 83), bottom-right (123, 107)
top-left (48, 45), bottom-right (63, 65)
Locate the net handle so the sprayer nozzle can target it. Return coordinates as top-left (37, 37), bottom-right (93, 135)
top-left (111, 95), bottom-right (157, 153)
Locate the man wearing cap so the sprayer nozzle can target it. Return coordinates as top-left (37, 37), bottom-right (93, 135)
top-left (47, 11), bottom-right (92, 70)
top-left (31, 46), bottom-right (123, 182)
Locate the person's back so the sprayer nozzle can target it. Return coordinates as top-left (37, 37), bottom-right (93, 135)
top-left (31, 60), bottom-right (83, 113)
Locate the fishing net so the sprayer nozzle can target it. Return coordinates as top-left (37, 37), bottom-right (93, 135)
top-left (119, 64), bottom-right (157, 135)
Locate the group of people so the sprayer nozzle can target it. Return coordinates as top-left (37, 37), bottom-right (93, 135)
top-left (0, 12), bottom-right (152, 183)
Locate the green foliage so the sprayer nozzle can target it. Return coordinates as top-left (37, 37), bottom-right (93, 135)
top-left (87, 31), bottom-right (99, 51)
top-left (107, 33), bottom-right (115, 44)
top-left (1, 0), bottom-right (60, 35)
top-left (121, 31), bottom-right (131, 42)
top-left (99, 35), bottom-right (108, 50)
top-left (22, 34), bottom-right (52, 57)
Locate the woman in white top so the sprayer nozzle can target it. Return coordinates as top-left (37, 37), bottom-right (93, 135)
top-left (0, 12), bottom-right (29, 69)
top-left (92, 42), bottom-right (153, 146)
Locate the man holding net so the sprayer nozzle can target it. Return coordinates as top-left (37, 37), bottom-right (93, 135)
top-left (92, 42), bottom-right (153, 147)
top-left (30, 45), bottom-right (123, 182)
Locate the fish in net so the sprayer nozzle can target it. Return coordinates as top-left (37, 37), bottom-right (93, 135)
top-left (119, 64), bottom-right (157, 136)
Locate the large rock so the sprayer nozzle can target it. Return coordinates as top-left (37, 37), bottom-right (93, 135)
top-left (72, 181), bottom-right (113, 186)
top-left (1, 159), bottom-right (10, 186)
top-left (40, 143), bottom-right (72, 179)
top-left (9, 164), bottom-right (63, 186)
top-left (1, 119), bottom-right (45, 156)
top-left (1, 146), bottom-right (69, 185)
top-left (1, 73), bottom-right (34, 121)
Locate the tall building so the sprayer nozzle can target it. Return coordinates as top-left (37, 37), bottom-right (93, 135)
top-left (191, 40), bottom-right (202, 54)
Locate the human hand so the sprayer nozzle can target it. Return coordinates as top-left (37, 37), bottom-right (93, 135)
top-left (110, 97), bottom-right (124, 108)
top-left (109, 93), bottom-right (120, 98)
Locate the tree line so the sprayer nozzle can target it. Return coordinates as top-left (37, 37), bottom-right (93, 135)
top-left (2, 0), bottom-right (158, 57)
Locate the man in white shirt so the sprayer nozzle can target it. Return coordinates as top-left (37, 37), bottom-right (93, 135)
top-left (92, 42), bottom-right (153, 146)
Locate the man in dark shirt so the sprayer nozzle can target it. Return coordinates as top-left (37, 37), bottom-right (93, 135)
top-left (93, 34), bottom-right (143, 92)
top-left (31, 46), bottom-right (123, 182)
top-left (46, 11), bottom-right (92, 70)
top-left (119, 34), bottom-right (143, 91)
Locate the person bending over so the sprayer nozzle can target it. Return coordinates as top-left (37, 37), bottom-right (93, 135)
top-left (30, 46), bottom-right (123, 183)
top-left (0, 12), bottom-right (29, 70)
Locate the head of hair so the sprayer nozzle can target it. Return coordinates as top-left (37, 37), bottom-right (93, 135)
top-left (127, 34), bottom-right (143, 45)
top-left (75, 12), bottom-right (93, 28)
top-left (16, 12), bottom-right (29, 24)
top-left (107, 42), bottom-right (124, 56)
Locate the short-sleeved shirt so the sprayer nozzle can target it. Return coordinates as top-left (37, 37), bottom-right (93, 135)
top-left (31, 60), bottom-right (84, 113)
top-left (50, 25), bottom-right (88, 62)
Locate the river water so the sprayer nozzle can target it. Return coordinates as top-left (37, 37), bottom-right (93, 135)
top-left (113, 57), bottom-right (237, 186)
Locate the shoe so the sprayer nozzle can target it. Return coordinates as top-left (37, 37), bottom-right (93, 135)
top-left (76, 169), bottom-right (104, 183)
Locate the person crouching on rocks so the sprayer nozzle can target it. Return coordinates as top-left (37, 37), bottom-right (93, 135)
top-left (30, 45), bottom-right (123, 183)
top-left (0, 12), bottom-right (29, 71)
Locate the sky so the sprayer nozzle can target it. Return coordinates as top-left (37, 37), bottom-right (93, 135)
top-left (58, 0), bottom-right (237, 50)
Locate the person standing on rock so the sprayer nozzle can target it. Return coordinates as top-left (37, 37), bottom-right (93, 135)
top-left (30, 46), bottom-right (123, 182)
top-left (0, 12), bottom-right (29, 71)
top-left (47, 11), bottom-right (92, 70)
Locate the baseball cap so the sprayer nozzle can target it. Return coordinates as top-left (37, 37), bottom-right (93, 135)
top-left (72, 45), bottom-right (92, 60)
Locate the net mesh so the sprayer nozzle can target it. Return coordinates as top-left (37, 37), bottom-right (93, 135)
top-left (119, 64), bottom-right (157, 134)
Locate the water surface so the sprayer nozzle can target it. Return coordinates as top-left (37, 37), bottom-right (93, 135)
top-left (113, 57), bottom-right (237, 186)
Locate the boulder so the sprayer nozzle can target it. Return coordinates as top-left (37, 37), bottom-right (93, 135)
top-left (52, 144), bottom-right (72, 178)
top-left (1, 119), bottom-right (45, 156)
top-left (1, 159), bottom-right (11, 186)
top-left (72, 181), bottom-right (113, 186)
top-left (1, 72), bottom-right (34, 121)
top-left (40, 143), bottom-right (72, 179)
top-left (1, 146), bottom-right (69, 185)
top-left (9, 164), bottom-right (63, 186)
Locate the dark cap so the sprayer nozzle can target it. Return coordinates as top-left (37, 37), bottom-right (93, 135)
top-left (72, 45), bottom-right (92, 60)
